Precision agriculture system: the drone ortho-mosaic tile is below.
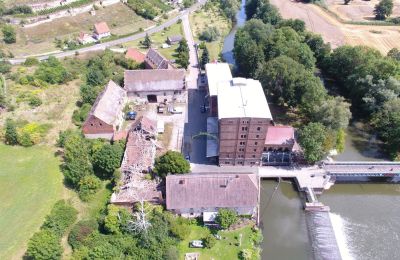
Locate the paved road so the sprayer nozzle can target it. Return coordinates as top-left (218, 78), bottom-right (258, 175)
top-left (7, 0), bottom-right (206, 65)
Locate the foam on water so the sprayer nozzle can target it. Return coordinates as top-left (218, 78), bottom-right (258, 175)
top-left (329, 212), bottom-right (356, 260)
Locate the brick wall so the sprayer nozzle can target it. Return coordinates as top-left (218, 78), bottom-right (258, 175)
top-left (219, 117), bottom-right (271, 166)
top-left (82, 115), bottom-right (114, 137)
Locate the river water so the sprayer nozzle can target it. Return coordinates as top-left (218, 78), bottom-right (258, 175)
top-left (222, 2), bottom-right (400, 260)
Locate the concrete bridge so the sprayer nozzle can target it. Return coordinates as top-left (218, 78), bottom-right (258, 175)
top-left (323, 161), bottom-right (400, 178)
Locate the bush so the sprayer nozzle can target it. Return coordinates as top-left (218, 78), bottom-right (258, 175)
top-left (170, 217), bottom-right (190, 240)
top-left (2, 25), bottom-right (16, 44)
top-left (199, 26), bottom-right (220, 42)
top-left (28, 95), bottom-right (42, 107)
top-left (34, 56), bottom-right (71, 84)
top-left (216, 208), bottom-right (238, 229)
top-left (42, 200), bottom-right (78, 237)
top-left (26, 230), bottom-right (62, 260)
top-left (24, 57), bottom-right (40, 66)
top-left (56, 129), bottom-right (77, 148)
top-left (72, 103), bottom-right (92, 126)
top-left (92, 143), bottom-right (124, 178)
top-left (17, 122), bottom-right (50, 146)
top-left (204, 234), bottom-right (216, 248)
top-left (4, 118), bottom-right (18, 145)
top-left (78, 175), bottom-right (102, 201)
top-left (68, 220), bottom-right (98, 249)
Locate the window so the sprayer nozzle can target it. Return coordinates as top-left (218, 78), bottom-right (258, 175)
top-left (239, 148), bottom-right (244, 152)
top-left (252, 155), bottom-right (256, 158)
top-left (255, 142), bottom-right (258, 145)
top-left (253, 148), bottom-right (257, 152)
top-left (239, 141), bottom-right (246, 146)
top-left (240, 134), bottom-right (247, 139)
top-left (99, 123), bottom-right (103, 126)
top-left (163, 92), bottom-right (167, 96)
top-left (242, 126), bottom-right (248, 131)
top-left (256, 135), bottom-right (260, 138)
top-left (250, 162), bottom-right (255, 165)
top-left (257, 127), bottom-right (261, 131)
top-left (228, 120), bottom-right (234, 124)
top-left (90, 123), bottom-right (94, 126)
top-left (225, 161), bottom-right (230, 164)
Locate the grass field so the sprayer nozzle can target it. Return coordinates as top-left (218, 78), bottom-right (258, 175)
top-left (0, 144), bottom-right (64, 260)
top-left (123, 21), bottom-right (183, 60)
top-left (178, 224), bottom-right (257, 260)
top-left (2, 3), bottom-right (154, 57)
top-left (190, 4), bottom-right (231, 61)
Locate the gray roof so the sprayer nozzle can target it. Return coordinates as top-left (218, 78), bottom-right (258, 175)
top-left (124, 69), bottom-right (186, 92)
top-left (166, 173), bottom-right (259, 210)
top-left (167, 35), bottom-right (183, 42)
top-left (145, 48), bottom-right (173, 69)
top-left (89, 80), bottom-right (126, 125)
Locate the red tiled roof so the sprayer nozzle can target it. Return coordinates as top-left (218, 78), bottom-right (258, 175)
top-left (265, 126), bottom-right (296, 146)
top-left (94, 22), bottom-right (110, 35)
top-left (113, 130), bottom-right (128, 141)
top-left (125, 48), bottom-right (146, 63)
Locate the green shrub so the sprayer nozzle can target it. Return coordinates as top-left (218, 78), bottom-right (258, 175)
top-left (2, 25), bottom-right (16, 44)
top-left (28, 95), bottom-right (42, 107)
top-left (68, 220), bottom-right (98, 249)
top-left (199, 26), bottom-right (220, 42)
top-left (216, 208), bottom-right (238, 229)
top-left (4, 118), bottom-right (18, 145)
top-left (78, 175), bottom-right (102, 201)
top-left (24, 57), bottom-right (40, 66)
top-left (72, 103), bottom-right (92, 126)
top-left (42, 200), bottom-right (78, 237)
top-left (204, 234), bottom-right (216, 248)
top-left (92, 143), bottom-right (124, 178)
top-left (153, 151), bottom-right (190, 178)
top-left (26, 230), bottom-right (62, 260)
top-left (170, 217), bottom-right (190, 240)
top-left (34, 56), bottom-right (71, 84)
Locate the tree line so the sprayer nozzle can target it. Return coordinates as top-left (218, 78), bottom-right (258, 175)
top-left (236, 0), bottom-right (400, 161)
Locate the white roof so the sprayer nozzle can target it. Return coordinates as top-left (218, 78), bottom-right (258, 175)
top-left (217, 78), bottom-right (272, 119)
top-left (205, 63), bottom-right (233, 96)
top-left (203, 211), bottom-right (218, 222)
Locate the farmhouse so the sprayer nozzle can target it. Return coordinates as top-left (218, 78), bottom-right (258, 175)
top-left (77, 32), bottom-right (95, 45)
top-left (167, 35), bottom-right (183, 45)
top-left (124, 69), bottom-right (186, 103)
top-left (94, 22), bottom-right (111, 40)
top-left (144, 48), bottom-right (175, 69)
top-left (166, 173), bottom-right (259, 219)
top-left (82, 80), bottom-right (127, 140)
top-left (125, 48), bottom-right (146, 63)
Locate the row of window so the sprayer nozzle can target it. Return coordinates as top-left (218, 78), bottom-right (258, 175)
top-left (239, 141), bottom-right (259, 146)
top-left (223, 161), bottom-right (257, 165)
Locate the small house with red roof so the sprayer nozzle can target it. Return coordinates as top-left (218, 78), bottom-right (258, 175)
top-left (77, 32), bottom-right (95, 45)
top-left (93, 22), bottom-right (111, 40)
top-left (125, 48), bottom-right (146, 63)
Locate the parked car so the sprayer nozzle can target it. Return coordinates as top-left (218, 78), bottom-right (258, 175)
top-left (168, 106), bottom-right (183, 114)
top-left (157, 103), bottom-right (165, 114)
top-left (190, 240), bottom-right (204, 248)
top-left (126, 111), bottom-right (137, 120)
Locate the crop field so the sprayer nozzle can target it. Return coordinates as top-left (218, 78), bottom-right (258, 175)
top-left (0, 144), bottom-right (64, 260)
top-left (270, 0), bottom-right (400, 54)
top-left (3, 3), bottom-right (154, 57)
top-left (325, 0), bottom-right (400, 22)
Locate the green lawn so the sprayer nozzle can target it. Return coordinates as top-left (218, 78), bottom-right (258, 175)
top-left (0, 144), bottom-right (64, 260)
top-left (123, 22), bottom-right (183, 60)
top-left (178, 224), bottom-right (258, 260)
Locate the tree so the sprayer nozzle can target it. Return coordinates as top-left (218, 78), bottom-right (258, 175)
top-left (204, 234), bottom-right (216, 248)
top-left (200, 46), bottom-right (210, 69)
top-left (2, 25), bottom-right (16, 44)
top-left (374, 0), bottom-right (393, 20)
top-left (310, 96), bottom-right (352, 130)
top-left (304, 32), bottom-right (331, 66)
top-left (216, 208), bottom-right (238, 229)
top-left (298, 123), bottom-right (328, 163)
top-left (104, 204), bottom-right (122, 234)
top-left (92, 143), bottom-right (124, 178)
top-left (153, 151), bottom-right (190, 178)
top-left (182, 0), bottom-right (194, 8)
top-left (26, 230), bottom-right (62, 260)
top-left (170, 217), bottom-right (190, 240)
top-left (80, 84), bottom-right (102, 105)
top-left (63, 134), bottom-right (93, 187)
top-left (34, 56), bottom-right (71, 84)
top-left (336, 128), bottom-right (346, 153)
top-left (78, 175), bottom-right (102, 201)
top-left (277, 19), bottom-right (305, 33)
top-left (234, 30), bottom-right (265, 77)
top-left (387, 48), bottom-right (400, 61)
top-left (199, 26), bottom-right (220, 42)
top-left (143, 34), bottom-right (152, 48)
top-left (176, 39), bottom-right (190, 68)
top-left (4, 118), bottom-right (18, 145)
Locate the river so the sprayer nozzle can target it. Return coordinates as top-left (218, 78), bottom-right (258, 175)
top-left (222, 2), bottom-right (400, 260)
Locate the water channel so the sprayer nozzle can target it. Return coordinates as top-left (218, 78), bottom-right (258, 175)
top-left (221, 1), bottom-right (400, 259)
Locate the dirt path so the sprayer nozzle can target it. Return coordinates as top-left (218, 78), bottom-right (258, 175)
top-left (270, 0), bottom-right (400, 53)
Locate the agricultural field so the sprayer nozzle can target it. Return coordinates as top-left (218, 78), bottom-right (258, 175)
top-left (270, 0), bottom-right (400, 54)
top-left (2, 3), bottom-right (155, 57)
top-left (325, 0), bottom-right (400, 22)
top-left (0, 144), bottom-right (64, 260)
top-left (190, 3), bottom-right (231, 61)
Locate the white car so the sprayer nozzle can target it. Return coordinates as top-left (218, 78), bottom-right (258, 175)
top-left (190, 240), bottom-right (204, 248)
top-left (168, 106), bottom-right (183, 114)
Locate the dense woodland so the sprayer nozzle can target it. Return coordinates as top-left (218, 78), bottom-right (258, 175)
top-left (234, 0), bottom-right (400, 162)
